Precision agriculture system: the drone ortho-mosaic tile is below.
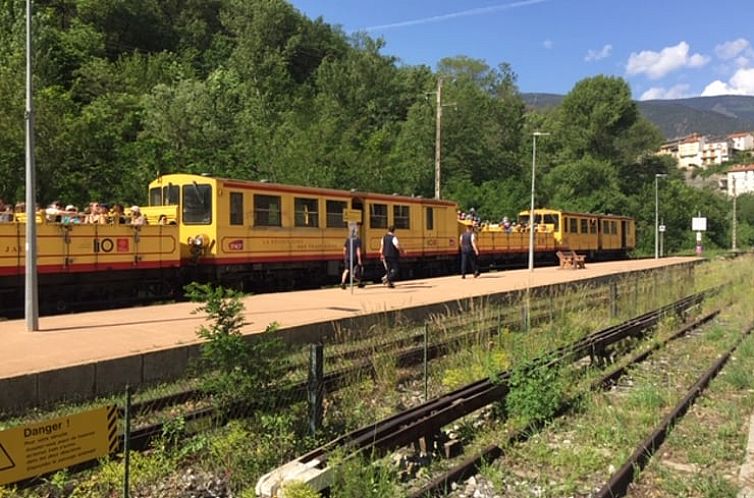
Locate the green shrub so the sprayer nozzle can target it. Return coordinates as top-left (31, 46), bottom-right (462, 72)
top-left (185, 282), bottom-right (289, 404)
top-left (505, 361), bottom-right (566, 425)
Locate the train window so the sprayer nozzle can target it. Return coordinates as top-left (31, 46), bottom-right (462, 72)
top-left (611, 221), bottom-right (617, 234)
top-left (602, 220), bottom-right (609, 233)
top-left (230, 192), bottom-right (243, 225)
top-left (543, 214), bottom-right (559, 231)
top-left (590, 219), bottom-right (597, 234)
top-left (149, 188), bottom-right (161, 206)
top-left (182, 183), bottom-right (212, 224)
top-left (326, 200), bottom-right (347, 228)
top-left (254, 194), bottom-right (281, 227)
top-left (426, 207), bottom-right (434, 231)
top-left (394, 205), bottom-right (410, 229)
top-left (370, 203), bottom-right (387, 229)
top-left (164, 185), bottom-right (179, 205)
top-left (563, 217), bottom-right (568, 232)
top-left (295, 197), bottom-right (319, 227)
top-left (569, 218), bottom-right (578, 233)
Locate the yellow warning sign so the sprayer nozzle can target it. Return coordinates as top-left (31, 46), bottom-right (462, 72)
top-left (343, 209), bottom-right (362, 223)
top-left (0, 405), bottom-right (118, 486)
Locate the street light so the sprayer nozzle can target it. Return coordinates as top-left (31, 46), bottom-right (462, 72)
top-left (654, 173), bottom-right (667, 259)
top-left (528, 132), bottom-right (550, 272)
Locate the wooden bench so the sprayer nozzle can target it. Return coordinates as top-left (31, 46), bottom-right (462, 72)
top-left (556, 250), bottom-right (586, 270)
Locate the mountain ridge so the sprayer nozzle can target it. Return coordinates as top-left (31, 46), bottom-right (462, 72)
top-left (522, 93), bottom-right (754, 139)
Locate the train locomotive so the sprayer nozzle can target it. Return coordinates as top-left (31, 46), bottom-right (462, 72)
top-left (0, 173), bottom-right (635, 317)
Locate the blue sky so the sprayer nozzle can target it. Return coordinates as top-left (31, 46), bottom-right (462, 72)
top-left (288, 0), bottom-right (754, 100)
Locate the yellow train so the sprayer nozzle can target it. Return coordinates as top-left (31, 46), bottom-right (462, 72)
top-left (0, 173), bottom-right (634, 316)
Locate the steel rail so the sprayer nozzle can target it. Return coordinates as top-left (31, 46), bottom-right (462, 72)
top-left (258, 289), bottom-right (714, 497)
top-left (406, 308), bottom-right (721, 498)
top-left (595, 322), bottom-right (754, 498)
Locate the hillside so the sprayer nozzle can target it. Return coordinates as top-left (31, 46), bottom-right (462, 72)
top-left (522, 93), bottom-right (754, 139)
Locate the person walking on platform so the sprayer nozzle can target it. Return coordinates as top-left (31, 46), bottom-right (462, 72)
top-left (460, 224), bottom-right (480, 279)
top-left (341, 225), bottom-right (363, 289)
top-left (379, 225), bottom-right (401, 288)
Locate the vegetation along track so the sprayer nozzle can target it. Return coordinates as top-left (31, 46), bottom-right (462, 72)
top-left (255, 288), bottom-right (717, 496)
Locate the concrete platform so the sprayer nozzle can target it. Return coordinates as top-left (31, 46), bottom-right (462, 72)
top-left (0, 257), bottom-right (700, 412)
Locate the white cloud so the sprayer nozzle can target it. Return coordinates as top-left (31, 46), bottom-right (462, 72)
top-left (639, 84), bottom-right (691, 101)
top-left (626, 41), bottom-right (709, 80)
top-left (715, 38), bottom-right (751, 60)
top-left (542, 39), bottom-right (553, 49)
top-left (585, 44), bottom-right (612, 62)
top-left (702, 68), bottom-right (754, 96)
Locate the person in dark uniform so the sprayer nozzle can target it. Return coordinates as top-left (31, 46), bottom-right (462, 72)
top-left (379, 225), bottom-right (401, 288)
top-left (341, 226), bottom-right (363, 289)
top-left (459, 224), bottom-right (480, 278)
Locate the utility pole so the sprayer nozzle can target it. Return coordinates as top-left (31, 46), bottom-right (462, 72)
top-left (25, 0), bottom-right (39, 331)
top-left (434, 77), bottom-right (443, 200)
top-left (732, 176), bottom-right (737, 251)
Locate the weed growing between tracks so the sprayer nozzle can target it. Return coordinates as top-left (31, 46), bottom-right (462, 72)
top-left (2, 259), bottom-right (746, 497)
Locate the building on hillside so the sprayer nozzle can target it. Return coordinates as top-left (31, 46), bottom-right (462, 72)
top-left (677, 133), bottom-right (704, 169)
top-left (726, 164), bottom-right (754, 196)
top-left (658, 140), bottom-right (680, 160)
top-left (728, 131), bottom-right (754, 151)
top-left (701, 138), bottom-right (732, 166)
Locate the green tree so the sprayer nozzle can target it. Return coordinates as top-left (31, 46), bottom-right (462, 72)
top-left (558, 75), bottom-right (638, 162)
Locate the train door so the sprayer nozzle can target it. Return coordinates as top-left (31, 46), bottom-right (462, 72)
top-left (350, 198), bottom-right (365, 241)
top-left (424, 205), bottom-right (437, 256)
top-left (597, 218), bottom-right (604, 251)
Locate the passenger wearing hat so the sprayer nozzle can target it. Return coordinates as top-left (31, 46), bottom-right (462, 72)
top-left (62, 205), bottom-right (81, 224)
top-left (130, 205), bottom-right (146, 225)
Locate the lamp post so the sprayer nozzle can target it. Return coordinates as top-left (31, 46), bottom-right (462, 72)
top-left (732, 176), bottom-right (737, 251)
top-left (528, 132), bottom-right (549, 272)
top-left (654, 173), bottom-right (667, 259)
top-left (25, 0), bottom-right (39, 331)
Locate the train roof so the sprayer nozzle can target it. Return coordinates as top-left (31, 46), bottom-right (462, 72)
top-left (150, 173), bottom-right (458, 207)
top-left (519, 208), bottom-right (633, 220)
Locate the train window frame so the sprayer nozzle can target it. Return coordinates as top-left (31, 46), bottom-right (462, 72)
top-left (543, 214), bottom-right (559, 231)
top-left (611, 220), bottom-right (617, 234)
top-left (149, 187), bottom-right (161, 207)
top-left (394, 205), bottom-right (410, 229)
top-left (294, 197), bottom-right (319, 228)
top-left (370, 203), bottom-right (387, 229)
top-left (590, 219), bottom-right (597, 234)
top-left (182, 183), bottom-right (212, 225)
top-left (254, 194), bottom-right (282, 227)
top-left (229, 192), bottom-right (243, 225)
top-left (326, 200), bottom-right (347, 228)
top-left (569, 218), bottom-right (578, 233)
top-left (426, 207), bottom-right (434, 231)
top-left (164, 185), bottom-right (179, 205)
top-left (580, 218), bottom-right (588, 234)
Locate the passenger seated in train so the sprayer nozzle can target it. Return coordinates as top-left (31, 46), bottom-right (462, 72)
top-left (61, 205), bottom-right (81, 224)
top-left (45, 201), bottom-right (64, 223)
top-left (84, 202), bottom-right (108, 224)
top-left (0, 199), bottom-right (12, 222)
top-left (130, 206), bottom-right (146, 225)
top-left (111, 204), bottom-right (127, 224)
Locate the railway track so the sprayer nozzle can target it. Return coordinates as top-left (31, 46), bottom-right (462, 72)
top-left (255, 289), bottom-right (715, 496)
top-left (408, 309), bottom-right (722, 497)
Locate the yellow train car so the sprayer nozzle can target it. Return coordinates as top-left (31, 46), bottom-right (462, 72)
top-left (146, 174), bottom-right (459, 288)
top-left (519, 208), bottom-right (635, 259)
top-left (0, 219), bottom-right (180, 316)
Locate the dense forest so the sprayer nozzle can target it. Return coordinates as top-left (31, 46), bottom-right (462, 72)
top-left (0, 0), bottom-right (751, 254)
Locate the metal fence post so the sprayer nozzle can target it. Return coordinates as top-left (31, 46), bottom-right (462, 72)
top-left (423, 324), bottom-right (429, 402)
top-left (308, 343), bottom-right (324, 437)
top-left (123, 385), bottom-right (131, 498)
